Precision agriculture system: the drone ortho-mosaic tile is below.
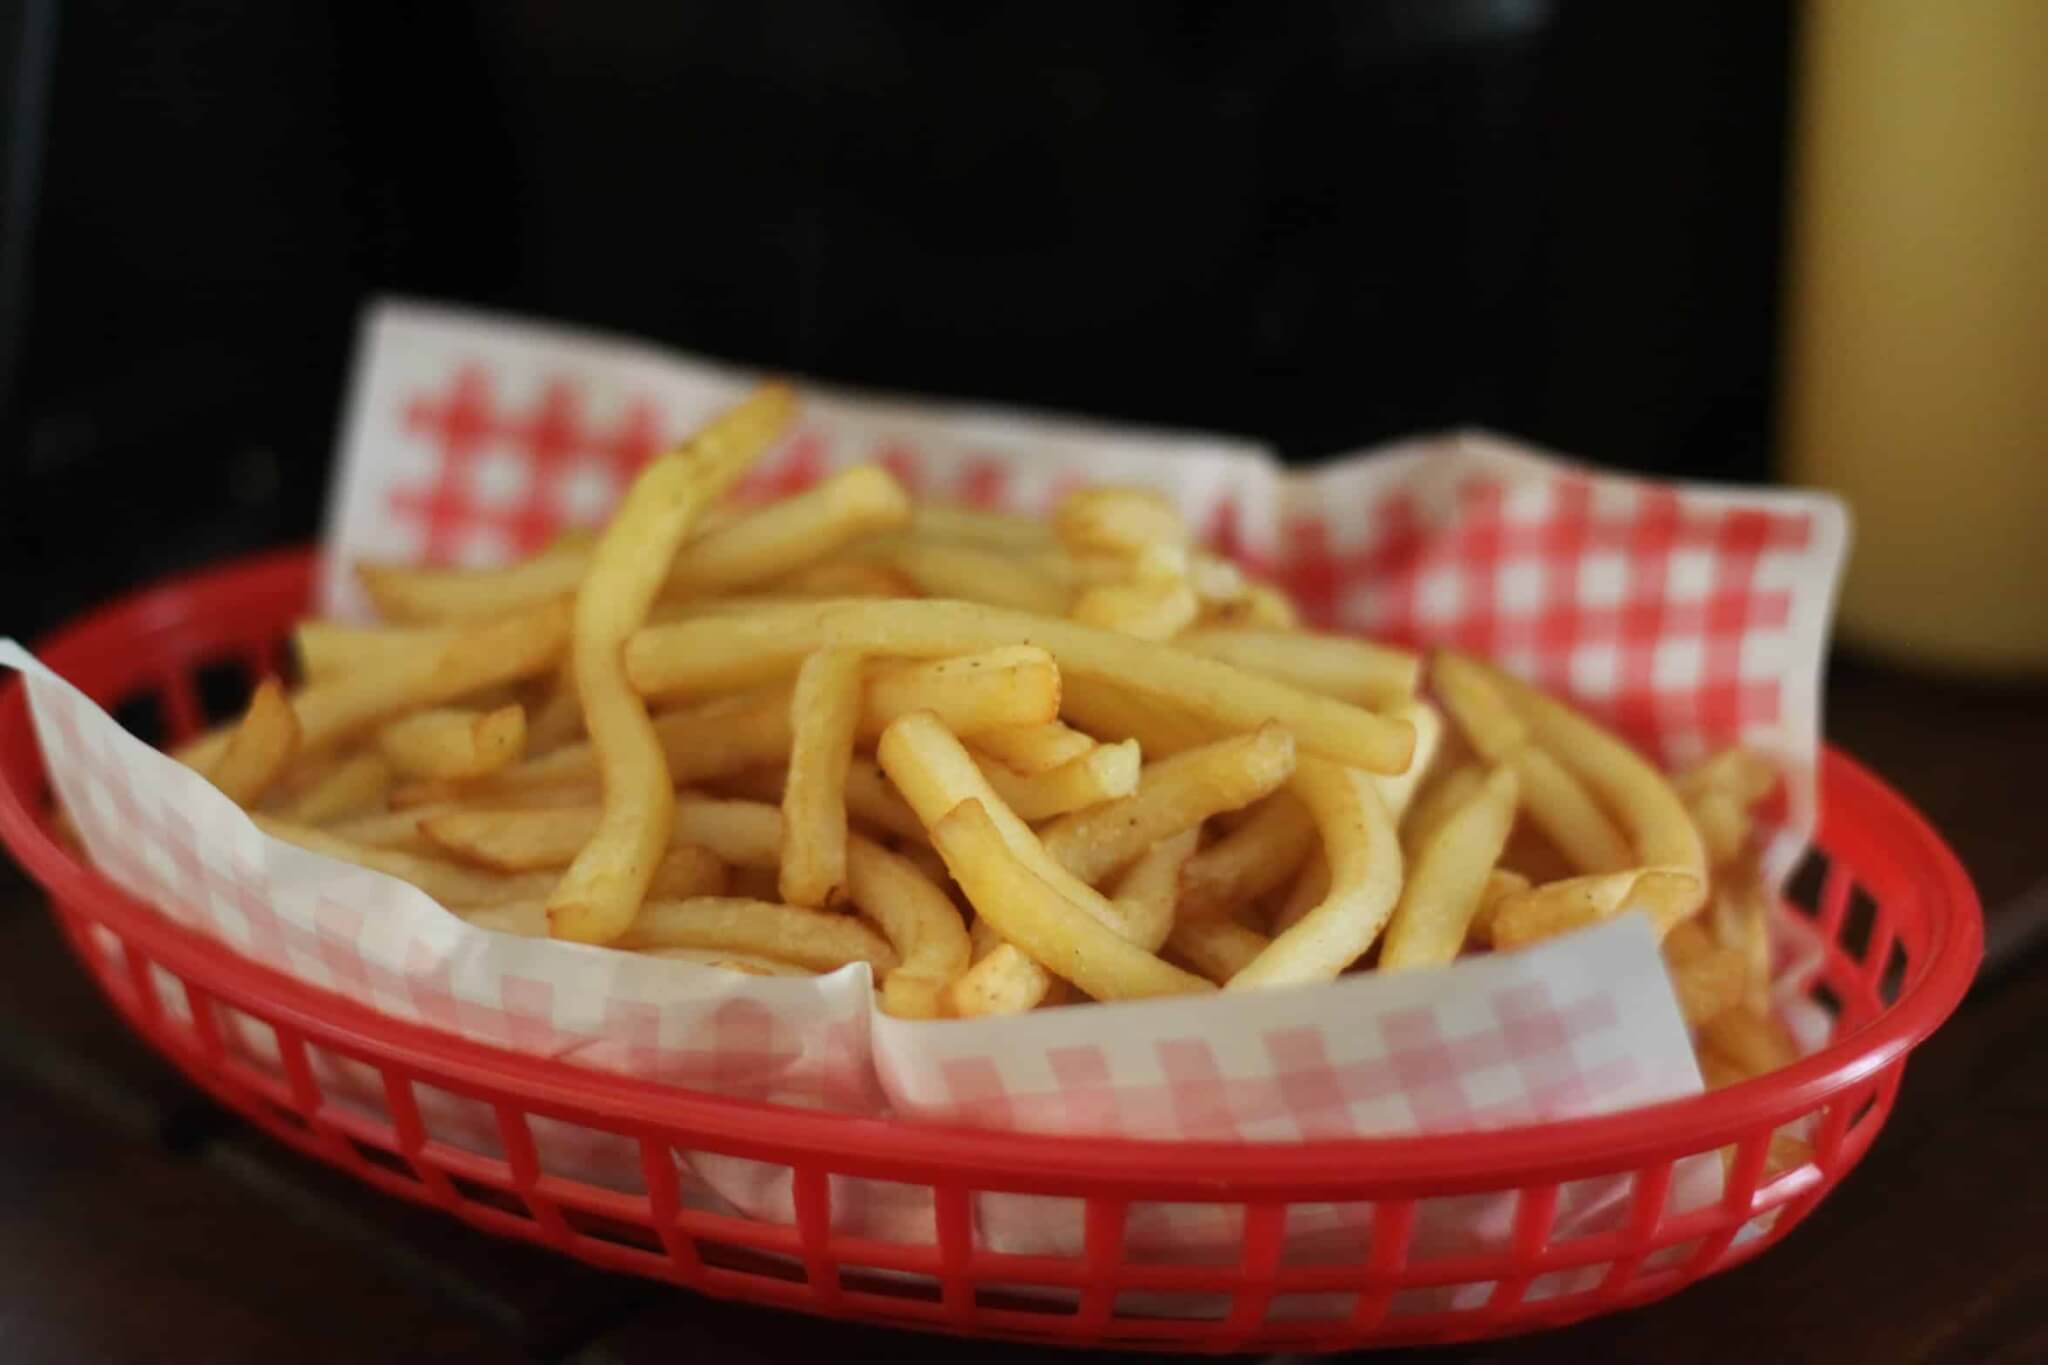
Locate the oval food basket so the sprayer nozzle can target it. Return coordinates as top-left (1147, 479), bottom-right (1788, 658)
top-left (0, 549), bottom-right (1982, 1353)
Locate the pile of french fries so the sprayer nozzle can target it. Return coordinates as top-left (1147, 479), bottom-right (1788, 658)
top-left (171, 384), bottom-right (1800, 1102)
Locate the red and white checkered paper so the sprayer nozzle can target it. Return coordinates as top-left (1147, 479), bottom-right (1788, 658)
top-left (3, 297), bottom-right (1848, 1273)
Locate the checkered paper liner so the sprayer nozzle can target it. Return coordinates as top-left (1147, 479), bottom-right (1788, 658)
top-left (1, 298), bottom-right (1848, 1276)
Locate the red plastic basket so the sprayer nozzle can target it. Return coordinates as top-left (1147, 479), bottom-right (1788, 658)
top-left (0, 549), bottom-right (1982, 1352)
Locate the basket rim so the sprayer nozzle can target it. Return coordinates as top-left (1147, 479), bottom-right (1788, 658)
top-left (0, 548), bottom-right (1986, 1192)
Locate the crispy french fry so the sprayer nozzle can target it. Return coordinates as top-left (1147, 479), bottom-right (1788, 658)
top-left (779, 648), bottom-right (862, 907)
top-left (1070, 579), bottom-right (1199, 640)
top-left (616, 897), bottom-right (899, 973)
top-left (673, 798), bottom-right (785, 870)
top-left (1269, 847), bottom-right (1331, 935)
top-left (844, 757), bottom-right (927, 843)
top-left (1488, 869), bottom-right (1700, 950)
top-left (1174, 629), bottom-right (1420, 709)
top-left (667, 465), bottom-right (910, 596)
top-left (1039, 726), bottom-right (1296, 885)
top-left (1401, 762), bottom-right (1485, 859)
top-left (625, 600), bottom-right (1415, 775)
top-left (931, 801), bottom-right (1212, 1003)
top-left (1108, 827), bottom-right (1199, 953)
top-left (1228, 758), bottom-right (1403, 990)
top-left (377, 704), bottom-right (526, 780)
top-left (1464, 868), bottom-right (1531, 947)
top-left (1166, 917), bottom-right (1271, 984)
top-left (639, 946), bottom-right (816, 977)
top-left (1175, 793), bottom-right (1316, 920)
top-left (355, 531), bottom-right (594, 623)
top-left (209, 679), bottom-right (301, 808)
top-left (970, 720), bottom-right (1097, 774)
top-left (550, 384), bottom-right (794, 944)
top-left (294, 621), bottom-right (458, 685)
top-left (1665, 943), bottom-right (1747, 1030)
top-left (1710, 874), bottom-right (1774, 1015)
top-left (1057, 673), bottom-right (1218, 757)
top-left (1677, 746), bottom-right (1779, 808)
top-left (1379, 764), bottom-right (1519, 970)
top-left (1206, 580), bottom-right (1299, 630)
top-left (846, 835), bottom-right (972, 1019)
top-left (1371, 700), bottom-right (1444, 823)
top-left (875, 540), bottom-right (1071, 615)
top-left (328, 803), bottom-right (454, 853)
top-left (646, 843), bottom-right (730, 900)
top-left (255, 816), bottom-right (557, 908)
top-left (1700, 1004), bottom-right (1799, 1077)
top-left (1053, 485), bottom-right (1189, 557)
top-left (770, 559), bottom-right (919, 598)
top-left (1431, 652), bottom-right (1635, 876)
top-left (909, 502), bottom-right (1054, 549)
top-left (278, 751), bottom-right (392, 824)
top-left (972, 740), bottom-right (1141, 821)
top-left (863, 647), bottom-right (1061, 739)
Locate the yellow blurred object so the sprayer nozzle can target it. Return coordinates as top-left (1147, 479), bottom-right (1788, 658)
top-left (1781, 0), bottom-right (2048, 674)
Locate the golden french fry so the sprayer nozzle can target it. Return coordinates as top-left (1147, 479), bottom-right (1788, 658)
top-left (1401, 762), bottom-right (1485, 859)
top-left (1677, 746), bottom-right (1779, 808)
top-left (845, 835), bottom-right (972, 1020)
top-left (931, 801), bottom-right (1212, 1002)
top-left (843, 757), bottom-right (927, 843)
top-left (548, 384), bottom-right (795, 944)
top-left (175, 599), bottom-right (572, 773)
top-left (255, 816), bottom-right (557, 908)
top-left (1688, 788), bottom-right (1753, 868)
top-left (1465, 867), bottom-right (1531, 946)
top-left (1057, 673), bottom-right (1217, 757)
top-left (1228, 758), bottom-right (1403, 990)
top-left (625, 600), bottom-right (1415, 775)
top-left (420, 806), bottom-right (592, 869)
top-left (524, 660), bottom-right (585, 754)
top-left (1167, 917), bottom-right (1272, 984)
top-left (779, 648), bottom-right (863, 907)
top-left (972, 740), bottom-right (1141, 821)
top-left (1070, 579), bottom-right (1199, 641)
top-left (615, 897), bottom-right (899, 973)
top-left (875, 540), bottom-right (1071, 615)
top-left (646, 843), bottom-right (730, 901)
top-left (278, 751), bottom-right (392, 824)
top-left (1269, 847), bottom-right (1332, 935)
top-left (673, 797), bottom-right (785, 870)
top-left (1664, 920), bottom-right (1746, 1028)
top-left (1173, 629), bottom-right (1420, 709)
top-left (377, 704), bottom-right (526, 780)
top-left (294, 621), bottom-right (459, 685)
top-left (946, 951), bottom-right (1053, 1017)
top-left (909, 503), bottom-right (1054, 550)
top-left (1205, 580), bottom-right (1300, 630)
top-left (1431, 652), bottom-right (1635, 875)
top-left (1370, 700), bottom-right (1444, 823)
top-left (639, 946), bottom-right (816, 977)
top-left (1053, 485), bottom-right (1189, 557)
top-left (966, 720), bottom-right (1097, 774)
top-left (667, 465), bottom-right (910, 597)
top-left (863, 647), bottom-right (1061, 739)
top-left (1175, 793), bottom-right (1316, 920)
top-left (1039, 726), bottom-right (1297, 885)
top-left (327, 803), bottom-right (454, 853)
top-left (209, 679), bottom-right (301, 808)
top-left (1710, 874), bottom-right (1774, 1015)
top-left (1488, 869), bottom-right (1700, 951)
top-left (1379, 764), bottom-right (1519, 970)
top-left (1700, 1004), bottom-right (1799, 1077)
top-left (1475, 657), bottom-right (1708, 905)
top-left (355, 531), bottom-right (594, 623)
top-left (770, 559), bottom-right (919, 598)
top-left (1108, 827), bottom-right (1199, 953)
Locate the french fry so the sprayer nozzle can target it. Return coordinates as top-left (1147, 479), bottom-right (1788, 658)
top-left (1488, 869), bottom-right (1700, 951)
top-left (1175, 793), bottom-right (1316, 920)
top-left (625, 599), bottom-right (1416, 775)
top-left (1401, 762), bottom-right (1485, 859)
top-left (1677, 745), bottom-right (1779, 809)
top-left (1379, 764), bottom-right (1519, 970)
top-left (1700, 1004), bottom-right (1800, 1077)
top-left (673, 798), bottom-right (785, 870)
top-left (278, 751), bottom-right (392, 824)
top-left (845, 835), bottom-right (972, 1019)
top-left (1710, 873), bottom-right (1774, 1014)
top-left (550, 383), bottom-right (794, 944)
top-left (770, 559), bottom-right (919, 598)
top-left (972, 740), bottom-right (1141, 821)
top-left (779, 648), bottom-right (862, 907)
top-left (355, 531), bottom-right (594, 623)
top-left (377, 704), bottom-right (526, 780)
top-left (1057, 673), bottom-right (1218, 757)
top-left (1174, 629), bottom-right (1420, 709)
top-left (294, 621), bottom-right (459, 685)
top-left (1465, 868), bottom-right (1531, 947)
top-left (208, 679), bottom-right (301, 807)
top-left (1053, 485), bottom-right (1189, 557)
top-left (328, 803), bottom-right (455, 853)
top-left (1228, 758), bottom-right (1403, 990)
top-left (1663, 920), bottom-right (1747, 1029)
top-left (1431, 652), bottom-right (1634, 876)
top-left (1206, 580), bottom-right (1299, 630)
top-left (615, 897), bottom-right (899, 973)
top-left (1269, 848), bottom-right (1331, 935)
top-left (1108, 827), bottom-right (1199, 953)
top-left (255, 816), bottom-right (557, 909)
top-left (843, 757), bottom-right (928, 843)
top-left (175, 599), bottom-right (572, 772)
top-left (909, 502), bottom-right (1054, 550)
top-left (1069, 579), bottom-right (1199, 640)
top-left (1167, 917), bottom-right (1271, 984)
top-left (645, 844), bottom-right (730, 901)
top-left (1039, 726), bottom-right (1297, 885)
top-left (1371, 700), bottom-right (1444, 822)
top-left (639, 946), bottom-right (816, 977)
top-left (970, 719), bottom-right (1097, 774)
top-left (875, 540), bottom-right (1071, 615)
top-left (666, 465), bottom-right (911, 597)
top-left (931, 801), bottom-right (1212, 1002)
top-left (523, 661), bottom-right (585, 754)
top-left (863, 647), bottom-right (1061, 739)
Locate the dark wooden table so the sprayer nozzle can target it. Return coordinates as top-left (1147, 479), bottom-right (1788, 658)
top-left (0, 651), bottom-right (2042, 1364)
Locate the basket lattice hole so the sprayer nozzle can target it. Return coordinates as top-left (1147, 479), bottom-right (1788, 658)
top-left (1122, 1200), bottom-right (1244, 1265)
top-left (1266, 1291), bottom-right (1359, 1322)
top-left (561, 1204), bottom-right (663, 1255)
top-left (408, 1081), bottom-right (506, 1162)
top-left (825, 1173), bottom-right (933, 1244)
top-left (1280, 1200), bottom-right (1376, 1266)
top-left (194, 656), bottom-right (256, 725)
top-left (971, 1191), bottom-right (1085, 1256)
top-left (1836, 883), bottom-right (1881, 962)
top-left (345, 1136), bottom-right (423, 1186)
top-left (1782, 848), bottom-right (1828, 916)
top-left (976, 1283), bottom-right (1078, 1315)
top-left (1876, 938), bottom-right (1910, 1004)
top-left (109, 689), bottom-right (168, 747)
top-left (1810, 978), bottom-right (1844, 1021)
top-left (448, 1172), bottom-right (534, 1222)
top-left (696, 1238), bottom-right (807, 1285)
top-left (1113, 1286), bottom-right (1230, 1321)
top-left (837, 1268), bottom-right (943, 1305)
top-left (257, 1098), bottom-right (313, 1135)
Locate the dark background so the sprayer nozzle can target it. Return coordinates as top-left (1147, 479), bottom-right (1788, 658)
top-left (0, 0), bottom-right (1792, 638)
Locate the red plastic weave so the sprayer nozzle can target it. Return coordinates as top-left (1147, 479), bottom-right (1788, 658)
top-left (0, 550), bottom-right (1982, 1352)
